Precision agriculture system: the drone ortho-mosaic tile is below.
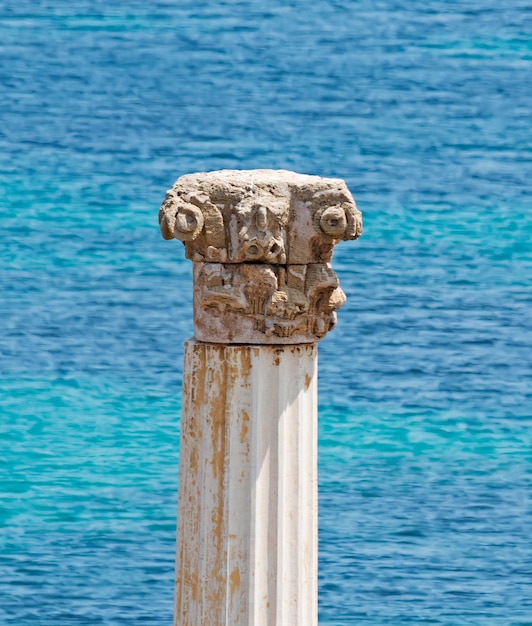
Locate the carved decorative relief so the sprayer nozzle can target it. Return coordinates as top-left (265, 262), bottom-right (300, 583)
top-left (159, 170), bottom-right (362, 344)
top-left (230, 194), bottom-right (287, 264)
top-left (192, 262), bottom-right (345, 343)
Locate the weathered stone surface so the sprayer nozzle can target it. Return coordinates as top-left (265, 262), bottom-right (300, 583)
top-left (159, 169), bottom-right (362, 343)
top-left (175, 340), bottom-right (318, 626)
top-left (193, 262), bottom-right (345, 344)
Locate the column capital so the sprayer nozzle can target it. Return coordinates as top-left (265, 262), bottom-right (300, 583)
top-left (159, 169), bottom-right (362, 344)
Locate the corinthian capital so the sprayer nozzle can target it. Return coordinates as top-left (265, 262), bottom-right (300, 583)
top-left (159, 169), bottom-right (362, 344)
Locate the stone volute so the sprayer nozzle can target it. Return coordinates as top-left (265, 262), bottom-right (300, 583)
top-left (159, 169), bottom-right (362, 344)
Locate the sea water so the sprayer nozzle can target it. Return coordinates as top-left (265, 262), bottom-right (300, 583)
top-left (1, 1), bottom-right (531, 624)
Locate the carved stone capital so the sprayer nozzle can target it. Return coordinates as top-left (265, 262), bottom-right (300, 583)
top-left (159, 170), bottom-right (362, 344)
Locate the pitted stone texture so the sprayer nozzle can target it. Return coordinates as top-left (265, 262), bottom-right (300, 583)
top-left (159, 169), bottom-right (362, 343)
top-left (158, 169), bottom-right (362, 265)
top-left (193, 262), bottom-right (345, 344)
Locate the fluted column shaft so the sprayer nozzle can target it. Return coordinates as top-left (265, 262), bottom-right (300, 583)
top-left (175, 340), bottom-right (317, 626)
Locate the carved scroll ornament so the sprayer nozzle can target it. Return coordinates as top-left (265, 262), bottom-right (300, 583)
top-left (159, 170), bottom-right (362, 344)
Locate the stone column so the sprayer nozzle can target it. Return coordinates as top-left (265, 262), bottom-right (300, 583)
top-left (159, 170), bottom-right (362, 626)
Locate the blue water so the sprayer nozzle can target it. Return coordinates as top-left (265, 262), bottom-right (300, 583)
top-left (1, 1), bottom-right (531, 623)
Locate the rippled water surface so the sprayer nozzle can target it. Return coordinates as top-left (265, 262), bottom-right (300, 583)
top-left (1, 1), bottom-right (531, 624)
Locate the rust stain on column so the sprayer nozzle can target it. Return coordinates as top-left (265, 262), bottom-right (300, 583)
top-left (240, 410), bottom-right (250, 445)
top-left (230, 565), bottom-right (241, 596)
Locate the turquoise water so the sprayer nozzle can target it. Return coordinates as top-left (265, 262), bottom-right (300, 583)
top-left (1, 1), bottom-right (531, 623)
